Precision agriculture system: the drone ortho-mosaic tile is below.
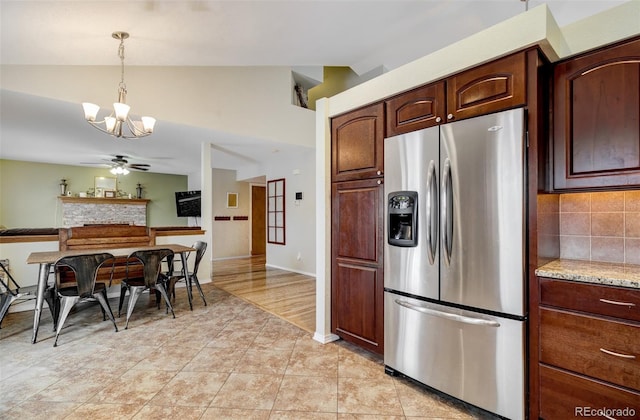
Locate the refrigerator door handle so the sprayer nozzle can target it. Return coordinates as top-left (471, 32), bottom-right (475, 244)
top-left (441, 158), bottom-right (453, 266)
top-left (426, 160), bottom-right (437, 265)
top-left (394, 299), bottom-right (501, 327)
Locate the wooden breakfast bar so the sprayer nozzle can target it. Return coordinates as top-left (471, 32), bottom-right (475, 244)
top-left (26, 243), bottom-right (194, 344)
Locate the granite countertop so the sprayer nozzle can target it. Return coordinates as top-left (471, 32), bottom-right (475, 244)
top-left (536, 259), bottom-right (640, 289)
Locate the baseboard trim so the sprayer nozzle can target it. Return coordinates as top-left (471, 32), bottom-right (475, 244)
top-left (313, 332), bottom-right (340, 344)
top-left (265, 263), bottom-right (315, 278)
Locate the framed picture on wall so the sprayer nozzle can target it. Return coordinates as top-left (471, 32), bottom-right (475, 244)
top-left (226, 192), bottom-right (238, 208)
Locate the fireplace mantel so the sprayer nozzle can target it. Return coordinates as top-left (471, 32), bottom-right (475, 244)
top-left (59, 196), bottom-right (150, 205)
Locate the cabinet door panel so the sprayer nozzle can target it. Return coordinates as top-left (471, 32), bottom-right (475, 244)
top-left (332, 262), bottom-right (382, 348)
top-left (540, 365), bottom-right (640, 420)
top-left (385, 81), bottom-right (445, 136)
top-left (331, 179), bottom-right (382, 263)
top-left (540, 307), bottom-right (640, 391)
top-left (331, 103), bottom-right (384, 182)
top-left (447, 52), bottom-right (526, 121)
top-left (553, 37), bottom-right (640, 190)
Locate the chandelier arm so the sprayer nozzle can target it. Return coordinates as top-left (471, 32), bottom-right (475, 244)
top-left (125, 117), bottom-right (149, 136)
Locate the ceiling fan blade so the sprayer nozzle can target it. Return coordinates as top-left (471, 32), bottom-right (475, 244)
top-left (129, 166), bottom-right (150, 171)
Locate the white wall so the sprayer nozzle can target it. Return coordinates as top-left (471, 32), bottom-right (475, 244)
top-left (265, 148), bottom-right (316, 276)
top-left (211, 168), bottom-right (251, 259)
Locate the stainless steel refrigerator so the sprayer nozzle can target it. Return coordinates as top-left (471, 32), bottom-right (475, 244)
top-left (384, 108), bottom-right (526, 420)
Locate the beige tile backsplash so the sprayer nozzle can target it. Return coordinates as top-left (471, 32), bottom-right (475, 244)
top-left (558, 191), bottom-right (640, 264)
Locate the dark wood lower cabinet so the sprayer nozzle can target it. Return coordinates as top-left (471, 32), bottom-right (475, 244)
top-left (539, 365), bottom-right (640, 420)
top-left (331, 178), bottom-right (384, 354)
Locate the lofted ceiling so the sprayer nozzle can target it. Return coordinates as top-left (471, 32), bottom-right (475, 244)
top-left (0, 0), bottom-right (629, 177)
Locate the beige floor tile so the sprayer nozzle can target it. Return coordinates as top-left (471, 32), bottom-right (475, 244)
top-left (273, 375), bottom-right (337, 412)
top-left (271, 411), bottom-right (338, 419)
top-left (30, 368), bottom-right (122, 402)
top-left (181, 345), bottom-right (247, 372)
top-left (129, 344), bottom-right (201, 371)
top-left (1, 400), bottom-right (80, 420)
top-left (200, 407), bottom-right (271, 419)
top-left (90, 369), bottom-right (176, 405)
top-left (131, 404), bottom-right (206, 419)
top-left (338, 377), bottom-right (404, 416)
top-left (209, 372), bottom-right (282, 410)
top-left (234, 347), bottom-right (292, 375)
top-left (148, 371), bottom-right (229, 407)
top-left (63, 402), bottom-right (142, 419)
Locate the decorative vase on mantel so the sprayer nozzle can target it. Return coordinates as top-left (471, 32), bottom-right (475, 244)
top-left (59, 179), bottom-right (68, 196)
top-left (136, 183), bottom-right (143, 199)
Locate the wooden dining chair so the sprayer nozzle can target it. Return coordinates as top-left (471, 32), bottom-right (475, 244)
top-left (118, 248), bottom-right (175, 329)
top-left (52, 253), bottom-right (118, 347)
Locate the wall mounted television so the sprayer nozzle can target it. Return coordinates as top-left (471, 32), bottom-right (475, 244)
top-left (175, 190), bottom-right (201, 217)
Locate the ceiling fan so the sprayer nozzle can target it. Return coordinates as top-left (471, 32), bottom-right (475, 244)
top-left (82, 154), bottom-right (150, 174)
top-left (108, 155), bottom-right (150, 172)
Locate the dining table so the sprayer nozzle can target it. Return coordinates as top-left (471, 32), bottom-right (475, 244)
top-left (26, 243), bottom-right (195, 344)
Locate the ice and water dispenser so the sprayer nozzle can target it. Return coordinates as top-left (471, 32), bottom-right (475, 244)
top-left (387, 191), bottom-right (418, 247)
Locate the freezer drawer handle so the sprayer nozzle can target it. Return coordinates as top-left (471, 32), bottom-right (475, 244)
top-left (599, 348), bottom-right (636, 359)
top-left (599, 298), bottom-right (635, 307)
top-left (394, 299), bottom-right (500, 327)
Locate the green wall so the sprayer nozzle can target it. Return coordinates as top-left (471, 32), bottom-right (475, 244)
top-left (0, 159), bottom-right (188, 228)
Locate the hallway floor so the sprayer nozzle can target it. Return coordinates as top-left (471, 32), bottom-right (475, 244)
top-left (0, 258), bottom-right (486, 419)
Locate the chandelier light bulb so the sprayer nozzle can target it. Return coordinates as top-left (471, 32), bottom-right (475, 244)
top-left (113, 102), bottom-right (130, 121)
top-left (105, 117), bottom-right (117, 133)
top-left (82, 102), bottom-right (99, 122)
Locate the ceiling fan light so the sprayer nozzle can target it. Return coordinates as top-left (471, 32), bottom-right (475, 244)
top-left (141, 116), bottom-right (156, 133)
top-left (113, 102), bottom-right (130, 121)
top-left (110, 167), bottom-right (118, 175)
top-left (105, 117), bottom-right (117, 133)
top-left (82, 102), bottom-right (100, 122)
top-left (123, 168), bottom-right (130, 175)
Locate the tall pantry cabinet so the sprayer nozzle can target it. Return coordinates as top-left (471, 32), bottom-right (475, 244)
top-left (330, 102), bottom-right (385, 355)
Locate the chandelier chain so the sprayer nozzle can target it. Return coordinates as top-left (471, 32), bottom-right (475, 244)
top-left (118, 38), bottom-right (126, 90)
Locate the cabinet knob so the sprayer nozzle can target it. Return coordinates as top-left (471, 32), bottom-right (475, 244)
top-left (435, 116), bottom-right (442, 123)
top-left (377, 180), bottom-right (382, 185)
top-left (376, 170), bottom-right (382, 176)
top-left (447, 113), bottom-right (454, 120)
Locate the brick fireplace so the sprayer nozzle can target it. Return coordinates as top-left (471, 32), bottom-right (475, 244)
top-left (60, 197), bottom-right (149, 227)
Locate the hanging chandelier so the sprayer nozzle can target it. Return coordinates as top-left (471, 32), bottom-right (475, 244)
top-left (82, 31), bottom-right (156, 139)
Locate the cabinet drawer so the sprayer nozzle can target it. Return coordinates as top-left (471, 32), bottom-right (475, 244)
top-left (540, 364), bottom-right (640, 420)
top-left (540, 307), bottom-right (640, 391)
top-left (540, 278), bottom-right (640, 322)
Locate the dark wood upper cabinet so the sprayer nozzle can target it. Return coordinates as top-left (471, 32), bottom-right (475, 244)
top-left (447, 51), bottom-right (526, 121)
top-left (385, 81), bottom-right (446, 137)
top-left (553, 36), bottom-right (640, 190)
top-left (385, 52), bottom-right (527, 136)
top-left (331, 102), bottom-right (384, 182)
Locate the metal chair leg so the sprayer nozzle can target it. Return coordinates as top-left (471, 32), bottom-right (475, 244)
top-left (53, 295), bottom-right (80, 347)
top-left (95, 292), bottom-right (118, 332)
